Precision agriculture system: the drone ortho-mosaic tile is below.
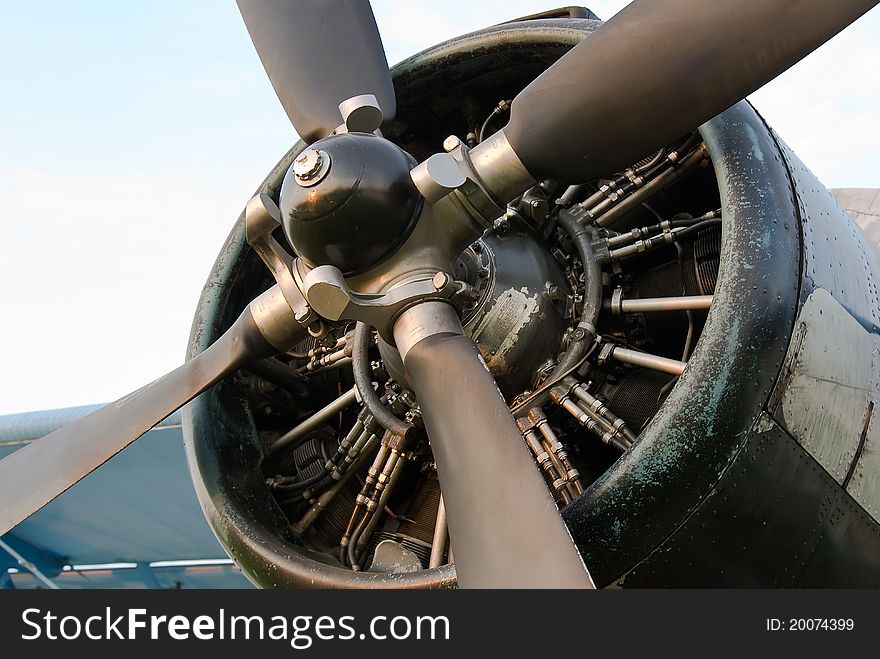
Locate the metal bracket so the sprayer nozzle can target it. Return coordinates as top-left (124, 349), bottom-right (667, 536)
top-left (597, 341), bottom-right (615, 366)
top-left (410, 139), bottom-right (503, 228)
top-left (245, 193), bottom-right (325, 338)
top-left (338, 94), bottom-right (383, 134)
top-left (302, 265), bottom-right (457, 343)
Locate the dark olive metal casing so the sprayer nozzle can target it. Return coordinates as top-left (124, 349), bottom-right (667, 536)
top-left (279, 133), bottom-right (422, 276)
top-left (377, 223), bottom-right (569, 398)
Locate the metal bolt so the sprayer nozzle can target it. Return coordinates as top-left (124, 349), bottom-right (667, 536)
top-left (443, 135), bottom-right (462, 153)
top-left (293, 149), bottom-right (323, 180)
top-left (432, 271), bottom-right (450, 291)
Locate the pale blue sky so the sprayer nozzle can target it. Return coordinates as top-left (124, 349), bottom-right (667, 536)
top-left (1, 1), bottom-right (878, 414)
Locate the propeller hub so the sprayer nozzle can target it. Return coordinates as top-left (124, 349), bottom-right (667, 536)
top-left (280, 133), bottom-right (422, 276)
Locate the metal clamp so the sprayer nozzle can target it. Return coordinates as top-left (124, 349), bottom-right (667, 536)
top-left (610, 287), bottom-right (625, 316)
top-left (245, 193), bottom-right (325, 338)
top-left (410, 130), bottom-right (535, 228)
top-left (302, 264), bottom-right (458, 343)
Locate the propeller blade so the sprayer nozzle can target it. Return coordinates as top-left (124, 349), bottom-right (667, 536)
top-left (0, 302), bottom-right (292, 536)
top-left (502, 0), bottom-right (877, 183)
top-left (403, 329), bottom-right (593, 588)
top-left (237, 0), bottom-right (396, 143)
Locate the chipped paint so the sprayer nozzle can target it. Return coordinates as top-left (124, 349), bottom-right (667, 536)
top-left (769, 289), bottom-right (880, 518)
top-left (470, 286), bottom-right (540, 375)
top-left (754, 411), bottom-right (776, 433)
top-left (743, 123), bottom-right (765, 164)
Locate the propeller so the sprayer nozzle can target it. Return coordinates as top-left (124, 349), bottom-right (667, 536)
top-left (1, 0), bottom-right (875, 590)
top-left (0, 294), bottom-right (304, 536)
top-left (237, 0), bottom-right (396, 143)
top-left (403, 328), bottom-right (592, 588)
top-left (502, 0), bottom-right (878, 183)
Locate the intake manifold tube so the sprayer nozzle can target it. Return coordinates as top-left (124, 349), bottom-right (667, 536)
top-left (352, 322), bottom-right (416, 440)
top-left (558, 211), bottom-right (602, 345)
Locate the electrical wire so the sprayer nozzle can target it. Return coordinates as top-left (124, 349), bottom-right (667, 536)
top-left (674, 218), bottom-right (722, 240)
top-left (478, 99), bottom-right (512, 142)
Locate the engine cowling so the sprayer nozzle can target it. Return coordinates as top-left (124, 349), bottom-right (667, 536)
top-left (183, 16), bottom-right (880, 588)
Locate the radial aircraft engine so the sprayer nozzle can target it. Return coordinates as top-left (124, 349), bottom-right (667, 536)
top-left (2, 1), bottom-right (879, 588)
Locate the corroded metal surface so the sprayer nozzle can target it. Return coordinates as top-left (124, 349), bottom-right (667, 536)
top-left (591, 123), bottom-right (880, 586)
top-left (583, 121), bottom-right (880, 587)
top-left (562, 100), bottom-right (802, 584)
top-left (612, 412), bottom-right (880, 587)
top-left (183, 16), bottom-right (880, 588)
top-left (585, 119), bottom-right (880, 586)
top-left (769, 289), bottom-right (878, 486)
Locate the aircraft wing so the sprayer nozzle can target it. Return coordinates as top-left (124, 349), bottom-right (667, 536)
top-left (0, 405), bottom-right (252, 589)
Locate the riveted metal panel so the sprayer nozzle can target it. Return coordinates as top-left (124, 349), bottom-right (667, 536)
top-left (799, 466), bottom-right (880, 586)
top-left (769, 289), bottom-right (879, 487)
top-left (776, 142), bottom-right (880, 334)
top-left (769, 141), bottom-right (880, 524)
top-left (614, 412), bottom-right (880, 587)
